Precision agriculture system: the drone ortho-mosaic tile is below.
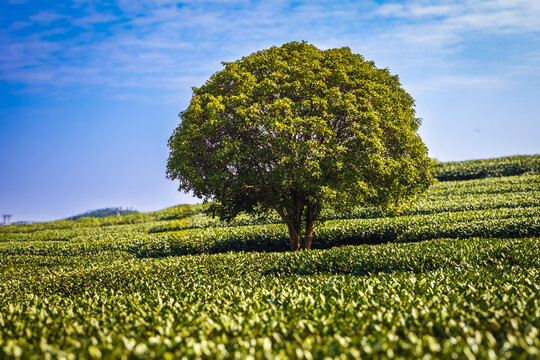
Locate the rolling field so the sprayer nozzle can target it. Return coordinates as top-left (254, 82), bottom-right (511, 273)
top-left (1, 155), bottom-right (539, 359)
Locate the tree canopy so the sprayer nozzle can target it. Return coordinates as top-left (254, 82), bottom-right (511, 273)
top-left (167, 41), bottom-right (434, 251)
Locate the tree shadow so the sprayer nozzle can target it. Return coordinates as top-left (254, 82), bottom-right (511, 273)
top-left (134, 233), bottom-right (393, 259)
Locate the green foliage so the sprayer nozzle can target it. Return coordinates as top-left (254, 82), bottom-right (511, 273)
top-left (167, 41), bottom-right (434, 250)
top-left (1, 174), bottom-right (538, 257)
top-left (1, 156), bottom-right (539, 358)
top-left (146, 174), bottom-right (540, 232)
top-left (0, 206), bottom-right (537, 258)
top-left (0, 205), bottom-right (204, 234)
top-left (433, 154), bottom-right (540, 181)
top-left (0, 238), bottom-right (538, 359)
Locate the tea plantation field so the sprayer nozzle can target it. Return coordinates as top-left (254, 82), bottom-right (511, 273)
top-left (1, 155), bottom-right (539, 359)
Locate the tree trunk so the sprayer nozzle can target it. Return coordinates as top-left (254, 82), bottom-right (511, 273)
top-left (302, 220), bottom-right (315, 250)
top-left (287, 222), bottom-right (301, 251)
top-left (289, 190), bottom-right (304, 251)
top-left (275, 193), bottom-right (319, 251)
top-left (301, 201), bottom-right (316, 250)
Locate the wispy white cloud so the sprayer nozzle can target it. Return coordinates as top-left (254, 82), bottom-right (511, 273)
top-left (376, 2), bottom-right (463, 18)
top-left (407, 73), bottom-right (510, 95)
top-left (374, 0), bottom-right (540, 41)
top-left (29, 11), bottom-right (68, 25)
top-left (0, 0), bottom-right (539, 102)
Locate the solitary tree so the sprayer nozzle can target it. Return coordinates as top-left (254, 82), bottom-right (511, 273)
top-left (167, 41), bottom-right (434, 251)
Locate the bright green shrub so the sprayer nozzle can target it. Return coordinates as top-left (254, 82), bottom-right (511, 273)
top-left (1, 238), bottom-right (538, 359)
top-left (433, 154), bottom-right (540, 181)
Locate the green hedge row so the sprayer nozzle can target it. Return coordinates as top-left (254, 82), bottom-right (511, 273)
top-left (142, 207), bottom-right (540, 257)
top-left (432, 154), bottom-right (540, 181)
top-left (427, 174), bottom-right (539, 195)
top-left (0, 204), bottom-right (204, 234)
top-left (147, 176), bottom-right (539, 232)
top-left (1, 238), bottom-right (538, 359)
top-left (3, 173), bottom-right (537, 240)
top-left (1, 207), bottom-right (538, 258)
top-left (2, 238), bottom-right (537, 295)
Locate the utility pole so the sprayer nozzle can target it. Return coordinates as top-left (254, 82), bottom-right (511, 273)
top-left (2, 214), bottom-right (12, 226)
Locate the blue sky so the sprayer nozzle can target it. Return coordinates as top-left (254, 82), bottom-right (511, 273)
top-left (1, 0), bottom-right (539, 222)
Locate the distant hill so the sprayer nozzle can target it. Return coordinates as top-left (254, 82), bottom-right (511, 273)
top-left (67, 207), bottom-right (138, 220)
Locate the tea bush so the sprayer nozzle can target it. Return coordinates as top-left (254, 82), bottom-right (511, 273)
top-left (0, 238), bottom-right (538, 359)
top-left (1, 156), bottom-right (539, 358)
top-left (433, 154), bottom-right (540, 181)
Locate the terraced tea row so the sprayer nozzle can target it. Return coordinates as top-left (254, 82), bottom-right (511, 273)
top-left (0, 207), bottom-right (537, 258)
top-left (1, 238), bottom-right (538, 359)
top-left (1, 155), bottom-right (538, 359)
top-left (432, 154), bottom-right (539, 181)
top-left (2, 175), bottom-right (538, 247)
top-left (2, 237), bottom-right (538, 288)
